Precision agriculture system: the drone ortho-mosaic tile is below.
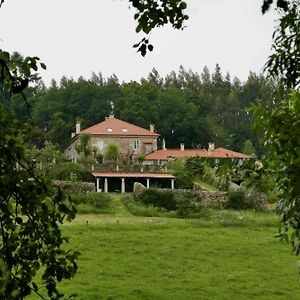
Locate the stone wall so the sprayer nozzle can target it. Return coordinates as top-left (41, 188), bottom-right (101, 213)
top-left (53, 180), bottom-right (95, 193)
top-left (158, 188), bottom-right (228, 208)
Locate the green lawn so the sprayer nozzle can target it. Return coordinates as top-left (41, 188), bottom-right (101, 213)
top-left (28, 208), bottom-right (300, 300)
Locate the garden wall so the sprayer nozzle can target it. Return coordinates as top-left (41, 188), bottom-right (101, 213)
top-left (53, 180), bottom-right (95, 193)
top-left (157, 189), bottom-right (228, 208)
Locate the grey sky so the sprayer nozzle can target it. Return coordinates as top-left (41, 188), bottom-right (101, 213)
top-left (0, 0), bottom-right (278, 85)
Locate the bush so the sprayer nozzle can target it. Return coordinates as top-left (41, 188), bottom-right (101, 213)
top-left (185, 156), bottom-right (205, 176)
top-left (225, 189), bottom-right (267, 211)
top-left (45, 162), bottom-right (93, 182)
top-left (167, 158), bottom-right (194, 189)
top-left (71, 192), bottom-right (112, 210)
top-left (225, 190), bottom-right (247, 210)
top-left (175, 194), bottom-right (212, 219)
top-left (122, 194), bottom-right (175, 217)
top-left (136, 188), bottom-right (177, 211)
top-left (174, 172), bottom-right (194, 189)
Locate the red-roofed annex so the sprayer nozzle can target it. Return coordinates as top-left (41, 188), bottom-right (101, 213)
top-left (142, 141), bottom-right (250, 167)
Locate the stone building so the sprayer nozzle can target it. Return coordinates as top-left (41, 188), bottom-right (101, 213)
top-left (64, 115), bottom-right (159, 162)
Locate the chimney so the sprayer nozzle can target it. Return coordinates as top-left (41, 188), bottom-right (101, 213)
top-left (150, 124), bottom-right (155, 133)
top-left (208, 142), bottom-right (215, 152)
top-left (71, 132), bottom-right (76, 139)
top-left (180, 143), bottom-right (185, 151)
top-left (162, 138), bottom-right (166, 150)
top-left (109, 114), bottom-right (114, 119)
top-left (75, 122), bottom-right (81, 135)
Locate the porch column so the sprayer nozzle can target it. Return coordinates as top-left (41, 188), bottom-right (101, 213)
top-left (104, 178), bottom-right (108, 193)
top-left (96, 178), bottom-right (100, 192)
top-left (171, 179), bottom-right (175, 190)
top-left (121, 178), bottom-right (126, 194)
top-left (146, 178), bottom-right (150, 188)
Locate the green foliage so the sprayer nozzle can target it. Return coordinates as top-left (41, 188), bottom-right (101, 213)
top-left (136, 188), bottom-right (177, 211)
top-left (25, 141), bottom-right (65, 164)
top-left (175, 194), bottom-right (212, 219)
top-left (71, 193), bottom-right (112, 212)
top-left (265, 1), bottom-right (300, 89)
top-left (95, 152), bottom-right (104, 164)
top-left (137, 152), bottom-right (145, 165)
top-left (130, 0), bottom-right (189, 56)
top-left (173, 172), bottom-right (194, 189)
top-left (250, 90), bottom-right (300, 253)
top-left (105, 143), bottom-right (120, 161)
top-left (225, 190), bottom-right (248, 210)
top-left (122, 194), bottom-right (175, 217)
top-left (168, 158), bottom-right (194, 189)
top-left (46, 162), bottom-right (93, 182)
top-left (242, 139), bottom-right (256, 156)
top-left (75, 134), bottom-right (92, 158)
top-left (0, 48), bottom-right (78, 298)
top-left (185, 156), bottom-right (205, 176)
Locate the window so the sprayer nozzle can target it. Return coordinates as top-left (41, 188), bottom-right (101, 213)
top-left (107, 128), bottom-right (112, 132)
top-left (122, 128), bottom-right (128, 132)
top-left (97, 141), bottom-right (104, 151)
top-left (133, 140), bottom-right (140, 150)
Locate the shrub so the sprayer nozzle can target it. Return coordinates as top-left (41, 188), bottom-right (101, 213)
top-left (185, 156), bottom-right (205, 176)
top-left (167, 158), bottom-right (194, 189)
top-left (225, 190), bottom-right (247, 210)
top-left (45, 162), bottom-right (93, 182)
top-left (105, 143), bottom-right (120, 161)
top-left (71, 192), bottom-right (112, 210)
top-left (174, 172), bottom-right (194, 189)
top-left (136, 188), bottom-right (177, 211)
top-left (225, 189), bottom-right (267, 211)
top-left (175, 194), bottom-right (212, 219)
top-left (121, 194), bottom-right (175, 217)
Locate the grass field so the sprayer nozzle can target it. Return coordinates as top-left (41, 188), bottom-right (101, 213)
top-left (27, 196), bottom-right (300, 300)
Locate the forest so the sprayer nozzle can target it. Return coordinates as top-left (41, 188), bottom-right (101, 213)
top-left (14, 63), bottom-right (275, 157)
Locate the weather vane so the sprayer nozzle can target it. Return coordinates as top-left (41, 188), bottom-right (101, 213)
top-left (109, 101), bottom-right (115, 115)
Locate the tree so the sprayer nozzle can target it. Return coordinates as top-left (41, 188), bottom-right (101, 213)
top-left (0, 50), bottom-right (79, 299)
top-left (105, 143), bottom-right (120, 162)
top-left (75, 134), bottom-right (92, 158)
top-left (250, 91), bottom-right (300, 253)
top-left (137, 153), bottom-right (145, 165)
top-left (252, 0), bottom-right (300, 255)
top-left (129, 0), bottom-right (189, 56)
top-left (264, 0), bottom-right (300, 89)
top-left (242, 139), bottom-right (256, 156)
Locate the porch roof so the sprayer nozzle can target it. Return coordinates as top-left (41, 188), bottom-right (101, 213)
top-left (91, 172), bottom-right (175, 179)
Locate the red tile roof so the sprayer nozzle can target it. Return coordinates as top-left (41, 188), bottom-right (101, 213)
top-left (80, 116), bottom-right (159, 137)
top-left (91, 172), bottom-right (175, 179)
top-left (146, 149), bottom-right (208, 160)
top-left (208, 147), bottom-right (250, 159)
top-left (145, 147), bottom-right (250, 161)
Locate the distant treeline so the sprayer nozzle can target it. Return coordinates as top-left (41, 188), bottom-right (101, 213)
top-left (13, 65), bottom-right (276, 156)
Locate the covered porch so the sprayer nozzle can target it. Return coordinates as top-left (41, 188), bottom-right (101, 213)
top-left (91, 172), bottom-right (176, 193)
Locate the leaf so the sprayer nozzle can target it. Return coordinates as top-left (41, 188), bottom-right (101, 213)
top-left (40, 62), bottom-right (47, 70)
top-left (148, 44), bottom-right (154, 51)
